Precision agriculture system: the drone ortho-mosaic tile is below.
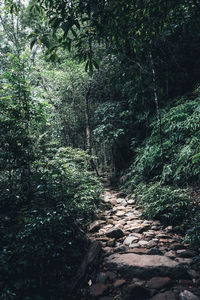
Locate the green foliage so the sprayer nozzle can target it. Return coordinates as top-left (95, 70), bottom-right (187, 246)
top-left (127, 95), bottom-right (200, 186)
top-left (121, 92), bottom-right (200, 250)
top-left (135, 182), bottom-right (192, 228)
top-left (33, 59), bottom-right (88, 148)
top-left (0, 146), bottom-right (102, 299)
top-left (185, 211), bottom-right (200, 251)
top-left (32, 147), bottom-right (102, 217)
top-left (0, 48), bottom-right (102, 299)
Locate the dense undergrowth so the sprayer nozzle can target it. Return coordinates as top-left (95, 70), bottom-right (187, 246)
top-left (0, 147), bottom-right (102, 299)
top-left (121, 92), bottom-right (200, 250)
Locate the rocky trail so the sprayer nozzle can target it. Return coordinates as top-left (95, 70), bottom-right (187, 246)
top-left (79, 180), bottom-right (200, 300)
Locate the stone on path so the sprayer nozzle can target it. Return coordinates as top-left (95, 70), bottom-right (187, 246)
top-left (123, 236), bottom-right (139, 246)
top-left (113, 279), bottom-right (126, 288)
top-left (171, 243), bottom-right (185, 250)
top-left (179, 290), bottom-right (199, 300)
top-left (138, 240), bottom-right (151, 247)
top-left (116, 210), bottom-right (126, 217)
top-left (123, 284), bottom-right (150, 300)
top-left (151, 291), bottom-right (176, 300)
top-left (147, 248), bottom-right (163, 255)
top-left (127, 248), bottom-right (148, 254)
top-left (176, 250), bottom-right (196, 258)
top-left (127, 224), bottom-right (150, 233)
top-left (89, 220), bottom-right (105, 232)
top-left (146, 277), bottom-right (171, 290)
top-left (187, 269), bottom-right (199, 279)
top-left (127, 199), bottom-right (135, 205)
top-left (106, 227), bottom-right (124, 239)
top-left (90, 283), bottom-right (108, 297)
top-left (104, 253), bottom-right (188, 279)
top-left (164, 250), bottom-right (176, 258)
top-left (113, 206), bottom-right (126, 211)
top-left (116, 198), bottom-right (124, 203)
top-left (121, 200), bottom-right (127, 206)
top-left (96, 272), bottom-right (108, 284)
top-left (129, 243), bottom-right (140, 248)
top-left (175, 257), bottom-right (193, 265)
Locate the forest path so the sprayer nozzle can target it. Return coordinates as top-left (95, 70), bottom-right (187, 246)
top-left (85, 179), bottom-right (200, 300)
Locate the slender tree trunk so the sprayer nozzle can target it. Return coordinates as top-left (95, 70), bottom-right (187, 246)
top-left (85, 85), bottom-right (91, 153)
top-left (149, 51), bottom-right (164, 157)
top-left (85, 83), bottom-right (99, 176)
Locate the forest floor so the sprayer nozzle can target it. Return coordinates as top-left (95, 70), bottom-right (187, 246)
top-left (82, 178), bottom-right (200, 300)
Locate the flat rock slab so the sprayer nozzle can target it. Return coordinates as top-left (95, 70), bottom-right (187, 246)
top-left (104, 253), bottom-right (188, 279)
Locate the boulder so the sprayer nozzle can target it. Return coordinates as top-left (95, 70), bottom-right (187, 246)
top-left (104, 253), bottom-right (188, 279)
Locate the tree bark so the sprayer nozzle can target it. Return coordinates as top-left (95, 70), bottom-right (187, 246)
top-left (149, 51), bottom-right (164, 157)
top-left (85, 85), bottom-right (91, 153)
top-left (85, 83), bottom-right (99, 176)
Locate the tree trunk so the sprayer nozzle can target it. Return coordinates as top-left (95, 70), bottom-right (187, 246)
top-left (85, 83), bottom-right (99, 176)
top-left (85, 85), bottom-right (91, 153)
top-left (149, 51), bottom-right (164, 157)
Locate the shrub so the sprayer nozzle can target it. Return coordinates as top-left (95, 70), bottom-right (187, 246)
top-left (185, 211), bottom-right (200, 251)
top-left (127, 95), bottom-right (200, 187)
top-left (136, 182), bottom-right (192, 228)
top-left (0, 147), bottom-right (102, 299)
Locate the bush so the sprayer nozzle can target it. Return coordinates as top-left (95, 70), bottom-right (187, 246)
top-left (128, 95), bottom-right (200, 187)
top-left (0, 147), bottom-right (102, 300)
top-left (135, 182), bottom-right (192, 228)
top-left (185, 211), bottom-right (200, 251)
